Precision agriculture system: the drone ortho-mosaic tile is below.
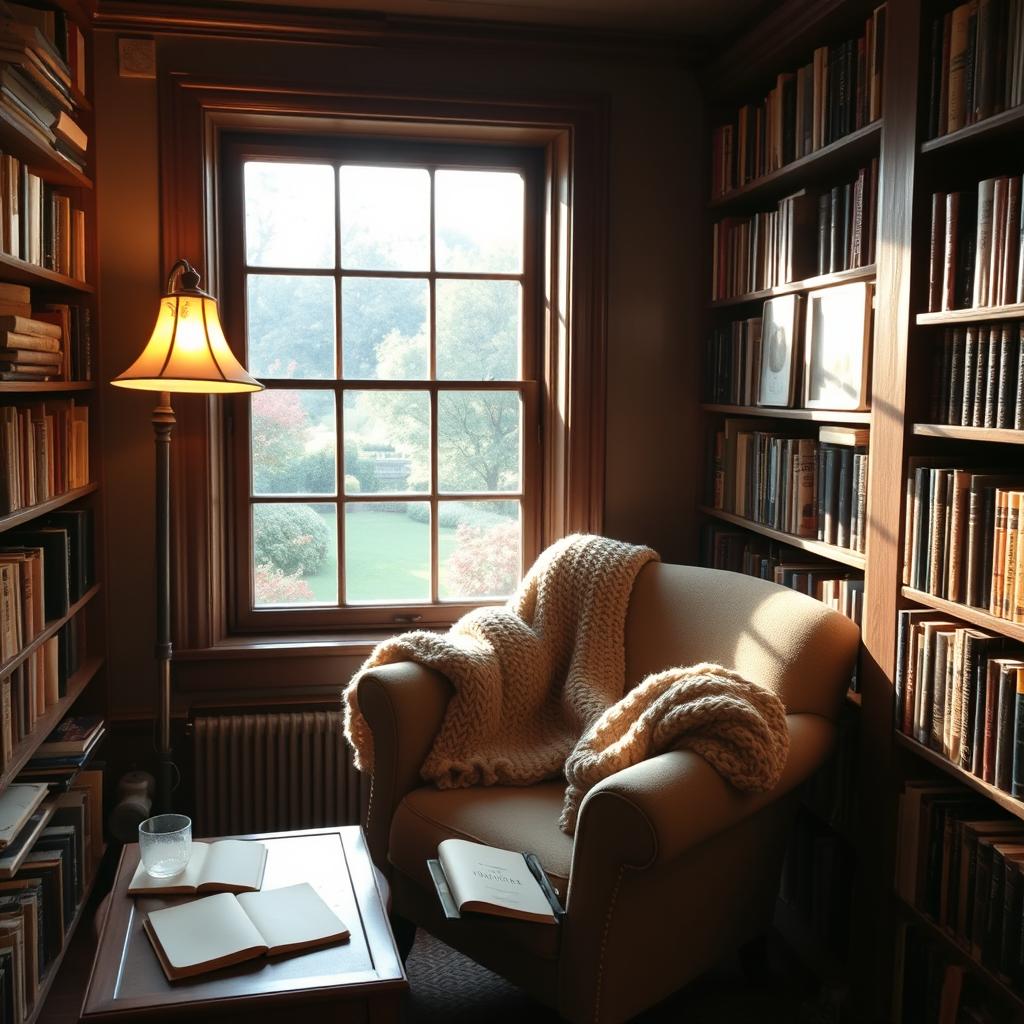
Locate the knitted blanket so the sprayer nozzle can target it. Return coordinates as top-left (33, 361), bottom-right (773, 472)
top-left (343, 534), bottom-right (789, 836)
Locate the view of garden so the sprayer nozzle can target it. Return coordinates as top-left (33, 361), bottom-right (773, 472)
top-left (243, 160), bottom-right (526, 606)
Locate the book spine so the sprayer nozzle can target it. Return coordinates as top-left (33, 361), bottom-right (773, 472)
top-left (1014, 668), bottom-right (1024, 797)
top-left (930, 193), bottom-right (947, 311)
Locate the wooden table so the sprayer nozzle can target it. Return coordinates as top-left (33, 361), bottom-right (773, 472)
top-left (80, 826), bottom-right (406, 1023)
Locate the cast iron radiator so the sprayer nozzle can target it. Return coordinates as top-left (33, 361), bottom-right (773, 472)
top-left (192, 710), bottom-right (366, 836)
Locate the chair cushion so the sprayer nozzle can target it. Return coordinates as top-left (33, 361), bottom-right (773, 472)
top-left (389, 781), bottom-right (573, 894)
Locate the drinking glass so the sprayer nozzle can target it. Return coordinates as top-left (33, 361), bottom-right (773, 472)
top-left (138, 814), bottom-right (192, 878)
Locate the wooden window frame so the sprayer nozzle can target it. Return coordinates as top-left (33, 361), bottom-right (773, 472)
top-left (221, 135), bottom-right (543, 630)
top-left (158, 74), bottom-right (608, 652)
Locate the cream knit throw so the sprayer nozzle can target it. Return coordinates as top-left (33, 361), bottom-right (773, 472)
top-left (343, 534), bottom-right (790, 836)
top-left (344, 534), bottom-right (658, 789)
top-left (560, 662), bottom-right (789, 833)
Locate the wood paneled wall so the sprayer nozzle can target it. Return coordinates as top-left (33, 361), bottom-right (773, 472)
top-left (94, 25), bottom-right (706, 715)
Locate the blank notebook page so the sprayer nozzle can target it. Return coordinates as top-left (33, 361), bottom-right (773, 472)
top-left (236, 883), bottom-right (348, 954)
top-left (147, 893), bottom-right (266, 969)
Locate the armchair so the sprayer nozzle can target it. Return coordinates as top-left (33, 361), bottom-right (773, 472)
top-left (356, 562), bottom-right (859, 1023)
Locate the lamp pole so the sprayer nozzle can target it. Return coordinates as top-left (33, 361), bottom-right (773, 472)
top-left (153, 390), bottom-right (176, 813)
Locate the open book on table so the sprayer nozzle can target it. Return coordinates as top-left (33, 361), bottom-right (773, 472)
top-left (129, 839), bottom-right (267, 895)
top-left (143, 882), bottom-right (349, 981)
top-left (427, 838), bottom-right (563, 925)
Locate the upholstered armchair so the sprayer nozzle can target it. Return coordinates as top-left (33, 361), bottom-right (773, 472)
top-left (356, 562), bottom-right (859, 1024)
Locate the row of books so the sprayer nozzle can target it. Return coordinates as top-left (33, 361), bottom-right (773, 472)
top-left (924, 0), bottom-right (1024, 141)
top-left (814, 160), bottom-right (878, 276)
top-left (709, 4), bottom-right (885, 198)
top-left (895, 780), bottom-right (1024, 994)
top-left (0, 766), bottom-right (102, 1023)
top-left (0, 283), bottom-right (91, 383)
top-left (778, 808), bottom-right (853, 955)
top-left (895, 611), bottom-right (1024, 795)
top-left (903, 465), bottom-right (1024, 618)
top-left (710, 421), bottom-right (869, 553)
top-left (0, 155), bottom-right (85, 280)
top-left (0, 399), bottom-right (89, 515)
top-left (711, 191), bottom-right (817, 300)
top-left (926, 177), bottom-right (1024, 313)
top-left (703, 316), bottom-right (763, 406)
top-left (928, 323), bottom-right (1024, 429)
top-left (895, 924), bottom-right (1012, 1022)
top-left (0, 1), bottom-right (89, 175)
top-left (700, 527), bottom-right (865, 628)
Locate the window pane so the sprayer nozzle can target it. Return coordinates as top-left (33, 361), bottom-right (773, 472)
top-left (342, 277), bottom-right (429, 380)
top-left (339, 165), bottom-right (430, 271)
top-left (343, 390), bottom-right (429, 494)
top-left (345, 502), bottom-right (430, 603)
top-left (439, 500), bottom-right (521, 600)
top-left (252, 390), bottom-right (336, 496)
top-left (245, 162), bottom-right (334, 268)
top-left (436, 280), bottom-right (520, 380)
top-left (438, 390), bottom-right (521, 493)
top-left (253, 502), bottom-right (338, 606)
top-left (435, 170), bottom-right (524, 273)
top-left (247, 275), bottom-right (336, 379)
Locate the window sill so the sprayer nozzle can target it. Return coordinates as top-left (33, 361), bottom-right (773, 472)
top-left (173, 630), bottom-right (419, 661)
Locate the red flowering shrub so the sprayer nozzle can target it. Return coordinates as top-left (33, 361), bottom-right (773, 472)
top-left (445, 521), bottom-right (521, 598)
top-left (254, 562), bottom-right (316, 605)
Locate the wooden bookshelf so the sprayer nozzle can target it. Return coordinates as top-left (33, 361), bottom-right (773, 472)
top-left (0, 655), bottom-right (103, 793)
top-left (0, 105), bottom-right (92, 191)
top-left (894, 732), bottom-right (1024, 823)
top-left (710, 120), bottom-right (882, 211)
top-left (708, 263), bottom-right (876, 310)
top-left (901, 587), bottom-right (1024, 645)
top-left (26, 846), bottom-right (108, 1024)
top-left (699, 505), bottom-right (867, 569)
top-left (0, 251), bottom-right (93, 293)
top-left (911, 424), bottom-right (1024, 444)
top-left (0, 382), bottom-right (95, 395)
top-left (702, 403), bottom-right (872, 423)
top-left (917, 303), bottom-right (1024, 326)
top-left (894, 898), bottom-right (1024, 1016)
top-left (919, 103), bottom-right (1024, 155)
top-left (0, 584), bottom-right (100, 682)
top-left (0, 484), bottom-right (99, 535)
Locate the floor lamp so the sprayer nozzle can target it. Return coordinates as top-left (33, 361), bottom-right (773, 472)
top-left (112, 259), bottom-right (263, 812)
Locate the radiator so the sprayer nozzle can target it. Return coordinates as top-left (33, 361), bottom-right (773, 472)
top-left (192, 710), bottom-right (366, 836)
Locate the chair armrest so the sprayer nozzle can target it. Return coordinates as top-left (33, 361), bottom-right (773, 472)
top-left (569, 712), bottom-right (835, 879)
top-left (356, 661), bottom-right (452, 871)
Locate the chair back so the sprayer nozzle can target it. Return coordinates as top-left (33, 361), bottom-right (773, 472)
top-left (623, 563), bottom-right (859, 721)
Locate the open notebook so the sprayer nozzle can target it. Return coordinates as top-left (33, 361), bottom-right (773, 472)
top-left (143, 883), bottom-right (349, 981)
top-left (129, 840), bottom-right (267, 895)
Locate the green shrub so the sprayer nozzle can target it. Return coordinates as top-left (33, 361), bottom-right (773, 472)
top-left (253, 504), bottom-right (330, 576)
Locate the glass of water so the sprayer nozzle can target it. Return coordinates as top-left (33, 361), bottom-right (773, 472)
top-left (138, 814), bottom-right (192, 878)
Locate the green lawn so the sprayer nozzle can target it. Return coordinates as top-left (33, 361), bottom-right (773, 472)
top-left (303, 508), bottom-right (458, 603)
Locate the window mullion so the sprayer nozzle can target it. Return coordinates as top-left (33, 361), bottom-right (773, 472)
top-left (429, 167), bottom-right (439, 605)
top-left (334, 162), bottom-right (345, 609)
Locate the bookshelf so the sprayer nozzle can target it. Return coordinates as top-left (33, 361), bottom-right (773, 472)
top-left (700, 3), bottom-right (891, 1010)
top-left (0, 1), bottom-right (107, 1020)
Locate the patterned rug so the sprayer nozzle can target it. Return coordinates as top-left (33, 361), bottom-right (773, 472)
top-left (404, 930), bottom-right (843, 1023)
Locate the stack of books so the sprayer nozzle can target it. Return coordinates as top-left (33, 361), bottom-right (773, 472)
top-left (0, 0), bottom-right (89, 172)
top-left (18, 713), bottom-right (102, 786)
top-left (0, 399), bottom-right (89, 514)
top-left (924, 1), bottom-right (1024, 140)
top-left (903, 464), bottom-right (1024, 618)
top-left (711, 420), bottom-right (869, 553)
top-left (709, 4), bottom-right (886, 197)
top-left (926, 177), bottom-right (1024, 312)
top-left (703, 316), bottom-right (763, 404)
top-left (929, 323), bottom-right (1023, 429)
top-left (711, 190), bottom-right (817, 300)
top-left (896, 781), bottom-right (1024, 991)
top-left (700, 528), bottom-right (865, 627)
top-left (0, 770), bottom-right (103, 1019)
top-left (815, 160), bottom-right (878, 275)
top-left (0, 313), bottom-right (59, 382)
top-left (895, 612), bottom-right (1024, 789)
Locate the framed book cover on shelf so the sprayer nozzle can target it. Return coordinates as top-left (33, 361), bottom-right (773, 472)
top-left (757, 294), bottom-right (803, 407)
top-left (803, 282), bottom-right (873, 410)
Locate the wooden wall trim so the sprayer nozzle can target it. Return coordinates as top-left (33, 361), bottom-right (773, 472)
top-left (94, 1), bottom-right (695, 62)
top-left (157, 73), bottom-right (610, 650)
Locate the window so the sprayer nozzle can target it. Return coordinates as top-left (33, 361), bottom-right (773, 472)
top-left (221, 138), bottom-right (542, 630)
